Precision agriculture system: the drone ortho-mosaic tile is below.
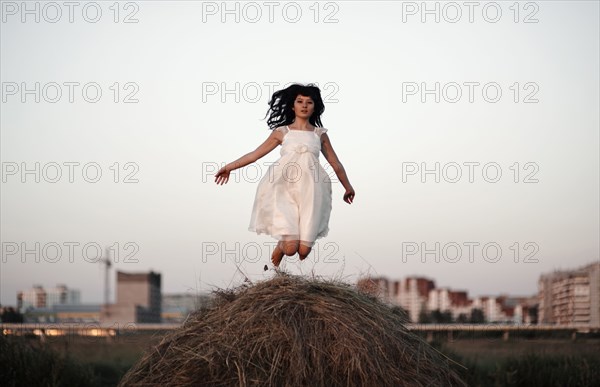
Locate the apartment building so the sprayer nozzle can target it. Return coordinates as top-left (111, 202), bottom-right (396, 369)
top-left (429, 287), bottom-right (470, 320)
top-left (17, 284), bottom-right (80, 313)
top-left (538, 261), bottom-right (600, 325)
top-left (356, 276), bottom-right (434, 322)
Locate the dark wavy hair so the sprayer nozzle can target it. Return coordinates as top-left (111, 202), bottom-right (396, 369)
top-left (263, 83), bottom-right (325, 130)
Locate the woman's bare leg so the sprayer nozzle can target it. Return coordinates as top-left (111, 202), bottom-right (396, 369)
top-left (271, 241), bottom-right (285, 267)
top-left (281, 240), bottom-right (300, 256)
top-left (298, 243), bottom-right (312, 261)
top-left (271, 239), bottom-right (302, 267)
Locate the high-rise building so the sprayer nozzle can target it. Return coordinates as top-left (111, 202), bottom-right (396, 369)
top-left (428, 288), bottom-right (470, 319)
top-left (472, 296), bottom-right (507, 322)
top-left (17, 284), bottom-right (82, 316)
top-left (101, 270), bottom-right (162, 324)
top-left (46, 284), bottom-right (80, 307)
top-left (538, 261), bottom-right (600, 325)
top-left (17, 285), bottom-right (46, 312)
top-left (395, 277), bottom-right (435, 322)
top-left (357, 276), bottom-right (435, 322)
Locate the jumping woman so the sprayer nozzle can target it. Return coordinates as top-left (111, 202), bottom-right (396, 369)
top-left (214, 83), bottom-right (355, 269)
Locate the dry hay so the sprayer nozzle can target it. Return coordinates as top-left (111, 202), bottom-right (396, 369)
top-left (119, 272), bottom-right (467, 386)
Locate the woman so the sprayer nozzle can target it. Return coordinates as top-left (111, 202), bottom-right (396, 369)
top-left (215, 83), bottom-right (355, 268)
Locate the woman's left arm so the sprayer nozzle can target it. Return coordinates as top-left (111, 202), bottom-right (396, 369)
top-left (321, 133), bottom-right (355, 204)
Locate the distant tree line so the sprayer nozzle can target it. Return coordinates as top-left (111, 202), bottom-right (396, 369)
top-left (0, 306), bottom-right (24, 323)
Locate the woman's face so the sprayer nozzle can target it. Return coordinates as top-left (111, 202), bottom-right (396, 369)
top-left (292, 94), bottom-right (314, 119)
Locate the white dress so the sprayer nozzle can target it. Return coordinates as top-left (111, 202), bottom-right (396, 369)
top-left (248, 125), bottom-right (332, 247)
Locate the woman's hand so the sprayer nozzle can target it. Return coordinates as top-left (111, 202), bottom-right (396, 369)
top-left (343, 187), bottom-right (355, 204)
top-left (214, 166), bottom-right (230, 185)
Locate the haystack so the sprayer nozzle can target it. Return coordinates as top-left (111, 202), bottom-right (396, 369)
top-left (119, 273), bottom-right (467, 386)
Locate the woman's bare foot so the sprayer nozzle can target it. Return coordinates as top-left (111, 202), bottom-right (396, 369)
top-left (271, 241), bottom-right (284, 267)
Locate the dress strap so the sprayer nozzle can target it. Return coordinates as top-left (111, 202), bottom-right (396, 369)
top-left (315, 127), bottom-right (328, 137)
top-left (276, 126), bottom-right (290, 135)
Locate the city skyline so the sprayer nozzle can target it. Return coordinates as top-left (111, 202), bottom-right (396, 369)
top-left (13, 260), bottom-right (599, 328)
top-left (9, 259), bottom-right (598, 309)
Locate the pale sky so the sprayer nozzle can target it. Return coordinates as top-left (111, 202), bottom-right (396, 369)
top-left (1, 1), bottom-right (598, 306)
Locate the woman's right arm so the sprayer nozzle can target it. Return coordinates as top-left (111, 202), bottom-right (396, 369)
top-left (215, 129), bottom-right (282, 184)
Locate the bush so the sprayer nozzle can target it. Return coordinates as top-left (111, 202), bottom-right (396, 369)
top-left (0, 335), bottom-right (97, 387)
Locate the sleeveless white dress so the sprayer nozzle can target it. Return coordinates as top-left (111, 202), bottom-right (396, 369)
top-left (248, 125), bottom-right (332, 247)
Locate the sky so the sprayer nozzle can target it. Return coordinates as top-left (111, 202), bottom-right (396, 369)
top-left (1, 0), bottom-right (599, 306)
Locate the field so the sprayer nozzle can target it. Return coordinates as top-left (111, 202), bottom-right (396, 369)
top-left (438, 336), bottom-right (600, 386)
top-left (2, 332), bottom-right (600, 386)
